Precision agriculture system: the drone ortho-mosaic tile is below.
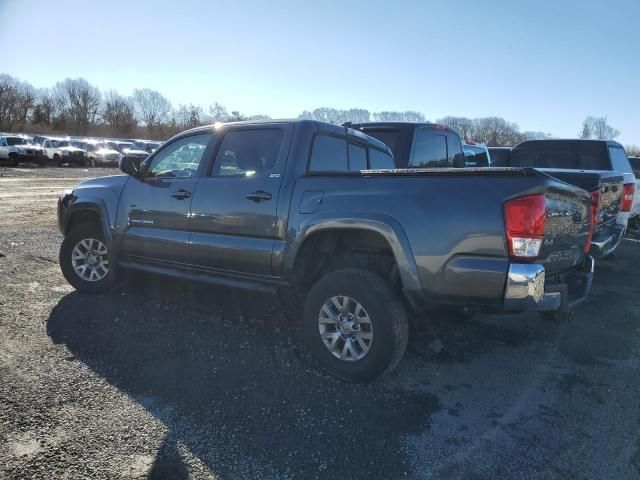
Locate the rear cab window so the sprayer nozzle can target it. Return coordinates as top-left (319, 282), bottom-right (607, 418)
top-left (308, 134), bottom-right (395, 173)
top-left (511, 141), bottom-right (610, 170)
top-left (628, 157), bottom-right (640, 175)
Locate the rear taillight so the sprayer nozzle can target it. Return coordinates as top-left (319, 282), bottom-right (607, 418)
top-left (620, 183), bottom-right (635, 212)
top-left (585, 189), bottom-right (601, 252)
top-left (503, 194), bottom-right (546, 258)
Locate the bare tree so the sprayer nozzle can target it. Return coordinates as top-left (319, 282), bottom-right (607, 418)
top-left (0, 74), bottom-right (37, 130)
top-left (131, 88), bottom-right (172, 133)
top-left (373, 111), bottom-right (425, 122)
top-left (208, 102), bottom-right (229, 122)
top-left (625, 145), bottom-right (640, 157)
top-left (437, 116), bottom-right (475, 141)
top-left (247, 114), bottom-right (272, 121)
top-left (52, 78), bottom-right (102, 135)
top-left (31, 88), bottom-right (57, 126)
top-left (102, 90), bottom-right (136, 134)
top-left (523, 131), bottom-right (553, 141)
top-left (472, 117), bottom-right (525, 146)
top-left (174, 103), bottom-right (204, 129)
top-left (298, 107), bottom-right (371, 124)
top-left (579, 116), bottom-right (619, 140)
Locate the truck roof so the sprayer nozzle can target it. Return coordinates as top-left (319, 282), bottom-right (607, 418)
top-left (180, 119), bottom-right (392, 153)
top-left (514, 139), bottom-right (624, 149)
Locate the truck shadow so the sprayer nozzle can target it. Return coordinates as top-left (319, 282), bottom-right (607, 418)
top-left (46, 275), bottom-right (439, 479)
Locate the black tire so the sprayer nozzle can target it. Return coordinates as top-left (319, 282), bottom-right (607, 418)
top-left (303, 268), bottom-right (408, 382)
top-left (53, 154), bottom-right (62, 166)
top-left (8, 153), bottom-right (18, 167)
top-left (89, 157), bottom-right (96, 168)
top-left (59, 225), bottom-right (115, 293)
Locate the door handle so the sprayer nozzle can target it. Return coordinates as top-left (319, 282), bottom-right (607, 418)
top-left (170, 189), bottom-right (192, 200)
top-left (245, 191), bottom-right (272, 202)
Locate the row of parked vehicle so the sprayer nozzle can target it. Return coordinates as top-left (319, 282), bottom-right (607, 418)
top-left (56, 119), bottom-right (637, 382)
top-left (0, 133), bottom-right (162, 168)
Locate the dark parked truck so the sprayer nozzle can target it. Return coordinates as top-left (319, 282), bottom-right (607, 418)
top-left (57, 120), bottom-right (595, 382)
top-left (348, 122), bottom-right (466, 168)
top-left (510, 140), bottom-right (633, 257)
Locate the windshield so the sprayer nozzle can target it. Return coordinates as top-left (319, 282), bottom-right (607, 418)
top-left (6, 137), bottom-right (27, 146)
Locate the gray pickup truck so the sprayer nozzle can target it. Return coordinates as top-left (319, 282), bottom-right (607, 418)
top-left (58, 120), bottom-right (595, 381)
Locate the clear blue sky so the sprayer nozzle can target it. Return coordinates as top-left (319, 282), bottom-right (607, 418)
top-left (1, 0), bottom-right (638, 144)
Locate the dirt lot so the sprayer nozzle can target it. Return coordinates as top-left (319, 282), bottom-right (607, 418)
top-left (1, 166), bottom-right (639, 479)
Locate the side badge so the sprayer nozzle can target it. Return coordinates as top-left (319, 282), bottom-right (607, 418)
top-left (269, 173), bottom-right (281, 178)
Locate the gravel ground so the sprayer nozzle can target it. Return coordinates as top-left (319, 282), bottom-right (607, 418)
top-left (1, 166), bottom-right (639, 479)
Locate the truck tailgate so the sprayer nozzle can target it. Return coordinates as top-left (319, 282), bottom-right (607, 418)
top-left (537, 169), bottom-right (623, 243)
top-left (538, 182), bottom-right (592, 275)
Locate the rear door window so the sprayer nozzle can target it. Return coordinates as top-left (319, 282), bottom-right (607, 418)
top-left (369, 148), bottom-right (395, 169)
top-left (608, 147), bottom-right (632, 174)
top-left (359, 128), bottom-right (400, 159)
top-left (348, 143), bottom-right (367, 171)
top-left (309, 135), bottom-right (348, 172)
top-left (411, 128), bottom-right (448, 167)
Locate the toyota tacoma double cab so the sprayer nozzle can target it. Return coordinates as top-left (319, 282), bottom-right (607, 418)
top-left (347, 121), bottom-right (466, 168)
top-left (58, 120), bottom-right (595, 382)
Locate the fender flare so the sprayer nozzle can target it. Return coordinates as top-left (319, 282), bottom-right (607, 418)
top-left (284, 213), bottom-right (422, 292)
top-left (61, 198), bottom-right (113, 245)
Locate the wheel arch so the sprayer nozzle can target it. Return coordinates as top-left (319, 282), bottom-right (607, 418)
top-left (62, 200), bottom-right (112, 244)
top-left (285, 214), bottom-right (421, 293)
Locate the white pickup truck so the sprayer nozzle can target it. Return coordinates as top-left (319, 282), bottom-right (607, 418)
top-left (71, 140), bottom-right (122, 167)
top-left (42, 138), bottom-right (88, 166)
top-left (0, 135), bottom-right (47, 166)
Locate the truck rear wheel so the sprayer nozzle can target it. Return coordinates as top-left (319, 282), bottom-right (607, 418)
top-left (59, 225), bottom-right (115, 293)
top-left (53, 154), bottom-right (62, 166)
top-left (303, 268), bottom-right (408, 382)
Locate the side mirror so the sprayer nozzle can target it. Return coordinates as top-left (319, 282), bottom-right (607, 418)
top-left (119, 156), bottom-right (142, 176)
top-left (453, 153), bottom-right (466, 168)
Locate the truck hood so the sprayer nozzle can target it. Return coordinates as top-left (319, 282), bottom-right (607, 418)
top-left (95, 148), bottom-right (121, 156)
top-left (14, 144), bottom-right (44, 153)
top-left (59, 146), bottom-right (85, 153)
top-left (74, 174), bottom-right (130, 194)
top-left (122, 148), bottom-right (148, 156)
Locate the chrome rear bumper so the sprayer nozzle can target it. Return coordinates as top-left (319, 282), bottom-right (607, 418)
top-left (504, 256), bottom-right (595, 313)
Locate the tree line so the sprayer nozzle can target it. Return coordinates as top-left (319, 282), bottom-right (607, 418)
top-left (1, 73), bottom-right (635, 153)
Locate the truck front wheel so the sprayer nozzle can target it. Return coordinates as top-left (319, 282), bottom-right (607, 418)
top-left (59, 225), bottom-right (115, 293)
top-left (303, 268), bottom-right (408, 382)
